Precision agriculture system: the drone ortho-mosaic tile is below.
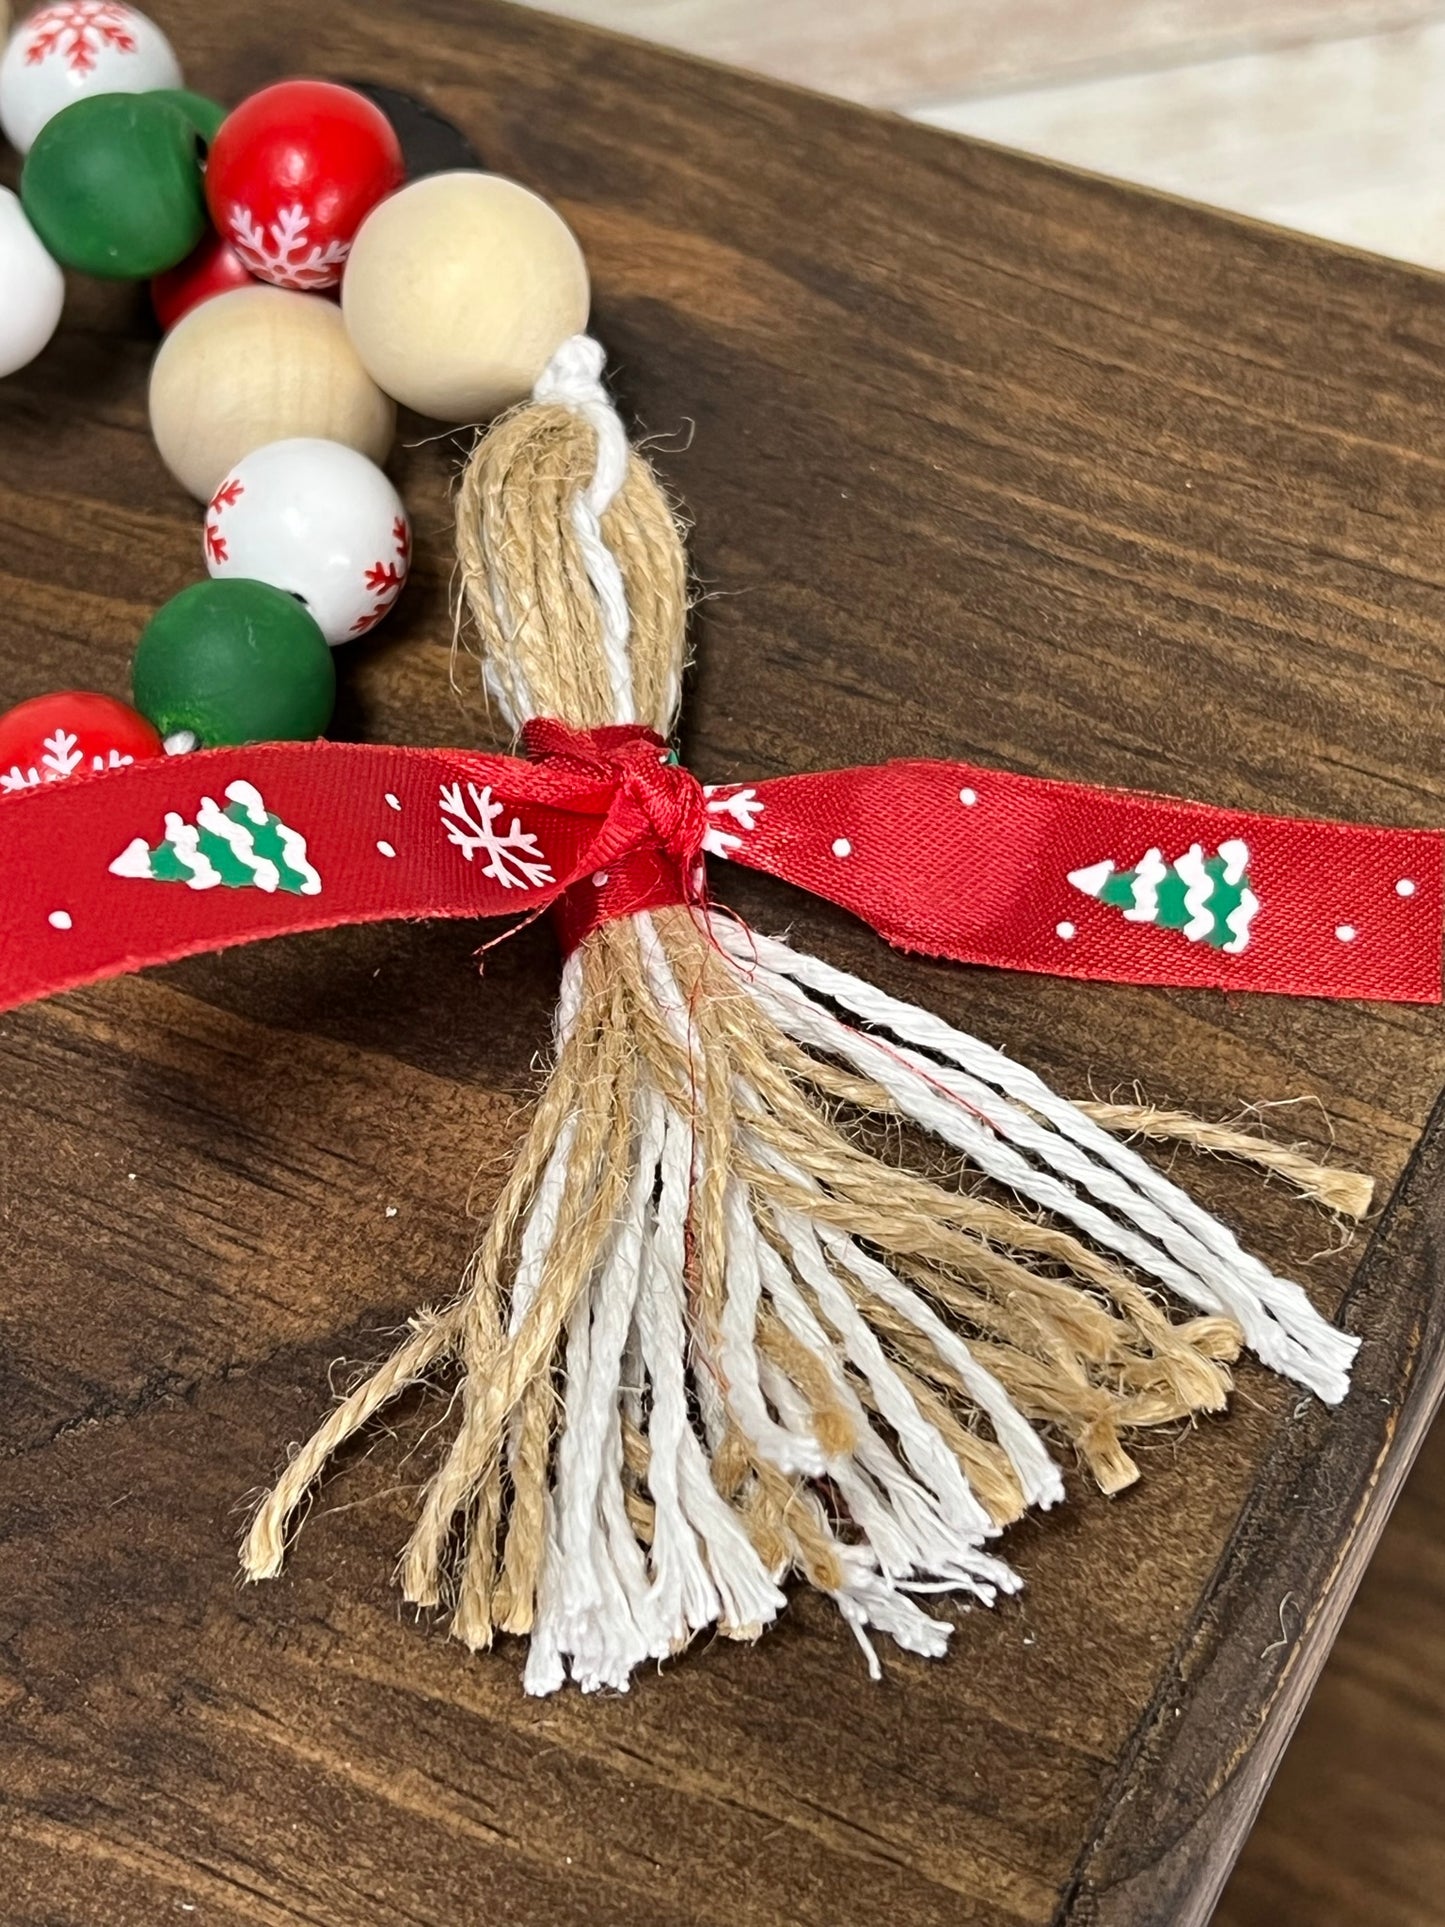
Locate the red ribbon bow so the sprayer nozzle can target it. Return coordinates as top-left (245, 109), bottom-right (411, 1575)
top-left (0, 725), bottom-right (1440, 1015)
top-left (517, 719), bottom-right (710, 948)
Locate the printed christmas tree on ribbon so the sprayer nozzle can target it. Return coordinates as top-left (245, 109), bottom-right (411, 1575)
top-left (109, 779), bottom-right (322, 895)
top-left (1068, 838), bottom-right (1258, 953)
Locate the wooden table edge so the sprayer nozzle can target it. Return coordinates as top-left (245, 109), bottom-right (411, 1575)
top-left (1054, 1085), bottom-right (1445, 1923)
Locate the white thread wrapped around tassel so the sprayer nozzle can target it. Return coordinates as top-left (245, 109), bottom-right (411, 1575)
top-left (242, 336), bottom-right (1362, 1694)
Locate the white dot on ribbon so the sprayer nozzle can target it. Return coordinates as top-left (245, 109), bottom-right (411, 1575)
top-left (384, 793), bottom-right (402, 812)
top-left (959, 788), bottom-right (977, 806)
top-left (1336, 924), bottom-right (1357, 942)
top-left (48, 909), bottom-right (72, 931)
top-left (1056, 921), bottom-right (1076, 940)
top-left (1397, 878), bottom-right (1417, 897)
top-left (377, 840), bottom-right (396, 859)
top-left (832, 838), bottom-right (852, 858)
top-left (593, 871), bottom-right (610, 888)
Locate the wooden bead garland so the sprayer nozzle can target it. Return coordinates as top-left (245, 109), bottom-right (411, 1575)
top-left (0, 35), bottom-right (597, 750)
top-left (148, 283), bottom-right (396, 500)
top-left (0, 36), bottom-right (604, 757)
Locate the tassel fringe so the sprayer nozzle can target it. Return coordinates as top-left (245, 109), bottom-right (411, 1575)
top-left (240, 335), bottom-right (1365, 1692)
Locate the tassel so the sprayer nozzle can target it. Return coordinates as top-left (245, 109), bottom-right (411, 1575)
top-left (241, 336), bottom-right (1363, 1692)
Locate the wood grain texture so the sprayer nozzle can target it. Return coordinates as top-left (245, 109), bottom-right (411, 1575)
top-left (4, 5), bottom-right (1445, 1924)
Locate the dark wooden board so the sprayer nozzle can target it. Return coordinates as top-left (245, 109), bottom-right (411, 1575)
top-left (4, 5), bottom-right (1445, 1923)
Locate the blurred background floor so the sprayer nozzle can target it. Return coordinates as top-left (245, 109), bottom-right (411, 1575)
top-left (543, 1), bottom-right (1445, 272)
top-left (522, 4), bottom-right (1445, 1922)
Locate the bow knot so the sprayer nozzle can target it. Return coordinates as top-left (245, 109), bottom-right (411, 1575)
top-left (521, 718), bottom-right (710, 877)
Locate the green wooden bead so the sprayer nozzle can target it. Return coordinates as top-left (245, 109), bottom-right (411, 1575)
top-left (132, 579), bottom-right (336, 747)
top-left (150, 88), bottom-right (229, 147)
top-left (21, 94), bottom-right (206, 280)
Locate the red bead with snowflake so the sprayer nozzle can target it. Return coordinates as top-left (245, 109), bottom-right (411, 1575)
top-left (0, 691), bottom-right (163, 794)
top-left (205, 80), bottom-right (404, 293)
top-left (0, 2), bottom-right (182, 153)
top-left (151, 226), bottom-right (257, 332)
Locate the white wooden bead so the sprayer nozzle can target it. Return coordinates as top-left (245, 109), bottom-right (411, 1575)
top-left (341, 171), bottom-right (589, 421)
top-left (148, 285), bottom-right (396, 502)
top-left (204, 437), bottom-right (411, 645)
top-left (0, 187), bottom-right (63, 377)
top-left (0, 2), bottom-right (181, 153)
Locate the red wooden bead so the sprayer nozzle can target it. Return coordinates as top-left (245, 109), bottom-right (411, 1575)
top-left (151, 225), bottom-right (256, 331)
top-left (0, 691), bottom-right (163, 792)
top-left (205, 80), bottom-right (404, 293)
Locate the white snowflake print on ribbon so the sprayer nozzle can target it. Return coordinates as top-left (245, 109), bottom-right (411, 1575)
top-left (701, 784), bottom-right (764, 859)
top-left (0, 729), bottom-right (134, 793)
top-left (440, 782), bottom-right (555, 889)
top-left (227, 203), bottom-right (350, 291)
top-left (24, 2), bottom-right (137, 74)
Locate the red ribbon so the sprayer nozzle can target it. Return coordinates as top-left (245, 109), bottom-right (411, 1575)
top-left (0, 721), bottom-right (1440, 1014)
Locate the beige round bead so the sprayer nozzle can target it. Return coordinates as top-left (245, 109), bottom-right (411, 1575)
top-left (148, 285), bottom-right (396, 500)
top-left (341, 171), bottom-right (589, 422)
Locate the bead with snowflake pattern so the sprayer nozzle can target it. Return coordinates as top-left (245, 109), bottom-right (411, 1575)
top-left (0, 689), bottom-right (162, 793)
top-left (203, 437), bottom-right (411, 646)
top-left (0, 1), bottom-right (181, 153)
top-left (205, 80), bottom-right (403, 293)
top-left (0, 187), bottom-right (64, 377)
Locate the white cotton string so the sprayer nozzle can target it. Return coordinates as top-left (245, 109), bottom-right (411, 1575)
top-left (754, 1228), bottom-right (1013, 1602)
top-left (714, 918), bottom-right (1356, 1404)
top-left (742, 926), bottom-right (1354, 1370)
top-left (758, 1355), bottom-right (941, 1592)
top-left (549, 1091), bottom-right (659, 1689)
top-left (532, 334), bottom-right (636, 726)
top-left (637, 1095), bottom-right (784, 1639)
top-left (720, 1177), bottom-right (826, 1478)
top-left (738, 1115), bottom-right (1063, 1509)
top-left (766, 1205), bottom-right (997, 1548)
top-left (633, 917), bottom-right (736, 1469)
top-left (738, 955), bottom-right (1233, 1315)
top-left (744, 963), bottom-right (1302, 1375)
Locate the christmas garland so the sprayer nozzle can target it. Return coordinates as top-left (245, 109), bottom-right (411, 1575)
top-left (0, 4), bottom-right (1426, 1695)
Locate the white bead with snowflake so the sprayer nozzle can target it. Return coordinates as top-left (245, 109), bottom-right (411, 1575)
top-left (0, 1), bottom-right (181, 152)
top-left (203, 436), bottom-right (411, 646)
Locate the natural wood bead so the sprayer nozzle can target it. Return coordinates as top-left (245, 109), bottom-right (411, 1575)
top-left (148, 283), bottom-right (396, 500)
top-left (341, 171), bottom-right (589, 421)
